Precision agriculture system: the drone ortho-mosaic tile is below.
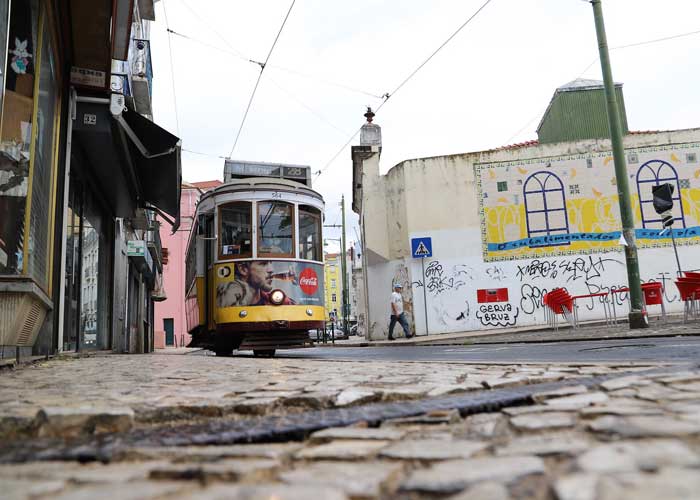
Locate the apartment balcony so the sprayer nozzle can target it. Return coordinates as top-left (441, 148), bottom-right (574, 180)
top-left (131, 39), bottom-right (153, 117)
top-left (146, 221), bottom-right (163, 272)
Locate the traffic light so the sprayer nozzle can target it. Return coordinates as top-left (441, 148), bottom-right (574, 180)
top-left (651, 183), bottom-right (675, 227)
top-left (651, 183), bottom-right (674, 214)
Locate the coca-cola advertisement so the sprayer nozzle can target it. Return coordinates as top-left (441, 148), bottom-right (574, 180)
top-left (215, 260), bottom-right (324, 307)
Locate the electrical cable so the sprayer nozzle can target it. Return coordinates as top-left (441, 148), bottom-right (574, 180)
top-left (269, 64), bottom-right (384, 100)
top-left (161, 0), bottom-right (180, 135)
top-left (229, 0), bottom-right (297, 158)
top-left (182, 148), bottom-right (227, 159)
top-left (166, 28), bottom-right (255, 65)
top-left (266, 74), bottom-right (351, 137)
top-left (577, 27), bottom-right (700, 78)
top-left (375, 0), bottom-right (493, 115)
top-left (316, 0), bottom-right (494, 179)
top-left (505, 27), bottom-right (700, 145)
top-left (177, 0), bottom-right (250, 60)
top-left (166, 23), bottom-right (383, 99)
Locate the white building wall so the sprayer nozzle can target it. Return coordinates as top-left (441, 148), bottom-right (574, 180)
top-left (359, 129), bottom-right (700, 339)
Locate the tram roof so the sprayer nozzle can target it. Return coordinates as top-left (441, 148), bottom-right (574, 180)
top-left (200, 177), bottom-right (324, 202)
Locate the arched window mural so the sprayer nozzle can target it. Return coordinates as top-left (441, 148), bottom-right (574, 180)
top-left (523, 171), bottom-right (570, 247)
top-left (636, 160), bottom-right (686, 229)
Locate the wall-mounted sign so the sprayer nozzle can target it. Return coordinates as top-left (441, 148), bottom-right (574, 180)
top-left (477, 287), bottom-right (509, 303)
top-left (70, 66), bottom-right (106, 88)
top-left (411, 237), bottom-right (432, 258)
top-left (127, 240), bottom-right (146, 257)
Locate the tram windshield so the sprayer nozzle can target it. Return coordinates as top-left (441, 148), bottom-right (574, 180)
top-left (220, 202), bottom-right (252, 258)
top-left (298, 205), bottom-right (322, 261)
top-left (258, 201), bottom-right (294, 257)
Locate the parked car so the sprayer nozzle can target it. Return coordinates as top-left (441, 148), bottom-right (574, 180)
top-left (308, 326), bottom-right (347, 341)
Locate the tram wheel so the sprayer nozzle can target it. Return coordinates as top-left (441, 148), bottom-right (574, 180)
top-left (214, 349), bottom-right (233, 357)
top-left (253, 349), bottom-right (276, 357)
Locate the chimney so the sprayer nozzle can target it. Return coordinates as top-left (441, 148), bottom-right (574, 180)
top-left (360, 107), bottom-right (382, 147)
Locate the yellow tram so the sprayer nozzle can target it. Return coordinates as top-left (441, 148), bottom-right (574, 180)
top-left (185, 161), bottom-right (325, 356)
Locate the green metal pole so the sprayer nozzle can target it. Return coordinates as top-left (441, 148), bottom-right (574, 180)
top-left (591, 0), bottom-right (647, 329)
top-left (340, 195), bottom-right (349, 335)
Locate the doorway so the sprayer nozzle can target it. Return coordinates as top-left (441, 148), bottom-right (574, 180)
top-left (164, 318), bottom-right (174, 346)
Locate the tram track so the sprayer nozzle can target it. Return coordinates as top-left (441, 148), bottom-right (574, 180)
top-left (0, 363), bottom-right (695, 465)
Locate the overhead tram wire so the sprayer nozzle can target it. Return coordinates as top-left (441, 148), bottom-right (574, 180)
top-left (315, 0), bottom-right (494, 180)
top-left (266, 75), bottom-right (352, 137)
top-left (177, 0), bottom-right (250, 60)
top-left (228, 0), bottom-right (297, 159)
top-left (182, 148), bottom-right (227, 159)
top-left (176, 0), bottom-right (384, 100)
top-left (269, 65), bottom-right (384, 100)
top-left (166, 28), bottom-right (255, 66)
top-left (504, 26), bottom-right (700, 146)
top-left (161, 0), bottom-right (180, 135)
top-left (166, 27), bottom-right (382, 100)
top-left (577, 27), bottom-right (700, 77)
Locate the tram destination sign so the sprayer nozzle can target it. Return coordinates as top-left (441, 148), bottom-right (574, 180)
top-left (224, 160), bottom-right (310, 185)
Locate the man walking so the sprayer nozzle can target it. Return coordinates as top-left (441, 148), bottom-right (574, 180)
top-left (389, 283), bottom-right (412, 340)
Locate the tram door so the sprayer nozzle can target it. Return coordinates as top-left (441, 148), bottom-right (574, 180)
top-left (204, 215), bottom-right (215, 330)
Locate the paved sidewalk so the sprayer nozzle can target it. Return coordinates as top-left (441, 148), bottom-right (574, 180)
top-left (334, 316), bottom-right (700, 347)
top-left (1, 353), bottom-right (700, 499)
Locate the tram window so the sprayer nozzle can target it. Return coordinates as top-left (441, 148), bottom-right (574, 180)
top-left (219, 202), bottom-right (252, 258)
top-left (298, 205), bottom-right (321, 261)
top-left (258, 201), bottom-right (294, 257)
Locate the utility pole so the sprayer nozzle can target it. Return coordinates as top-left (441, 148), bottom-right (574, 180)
top-left (590, 0), bottom-right (647, 329)
top-left (340, 196), bottom-right (349, 335)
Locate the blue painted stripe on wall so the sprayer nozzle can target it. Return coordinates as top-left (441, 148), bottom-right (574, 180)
top-left (487, 226), bottom-right (700, 252)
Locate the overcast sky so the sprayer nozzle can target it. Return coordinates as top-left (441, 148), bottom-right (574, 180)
top-left (150, 0), bottom-right (700, 248)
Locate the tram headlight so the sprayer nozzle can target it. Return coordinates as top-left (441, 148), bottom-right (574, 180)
top-left (306, 308), bottom-right (313, 316)
top-left (239, 310), bottom-right (248, 318)
top-left (270, 289), bottom-right (285, 305)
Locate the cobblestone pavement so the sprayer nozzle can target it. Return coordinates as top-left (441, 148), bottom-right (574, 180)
top-left (1, 353), bottom-right (699, 499)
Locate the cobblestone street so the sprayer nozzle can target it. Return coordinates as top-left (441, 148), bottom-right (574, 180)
top-left (1, 353), bottom-right (700, 499)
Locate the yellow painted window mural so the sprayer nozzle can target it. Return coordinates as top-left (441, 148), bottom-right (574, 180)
top-left (477, 143), bottom-right (700, 261)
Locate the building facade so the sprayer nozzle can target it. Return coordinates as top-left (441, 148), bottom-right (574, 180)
top-left (0, 0), bottom-right (181, 358)
top-left (323, 252), bottom-right (341, 322)
top-left (154, 180), bottom-right (220, 348)
top-left (348, 242), bottom-right (364, 334)
top-left (353, 81), bottom-right (700, 340)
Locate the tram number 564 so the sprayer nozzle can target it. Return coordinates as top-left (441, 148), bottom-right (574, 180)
top-left (271, 192), bottom-right (283, 199)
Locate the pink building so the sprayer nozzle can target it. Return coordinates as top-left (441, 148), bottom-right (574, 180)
top-left (154, 180), bottom-right (221, 348)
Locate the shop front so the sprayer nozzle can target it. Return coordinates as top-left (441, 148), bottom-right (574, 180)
top-left (0, 0), bottom-right (63, 354)
top-left (0, 0), bottom-right (181, 358)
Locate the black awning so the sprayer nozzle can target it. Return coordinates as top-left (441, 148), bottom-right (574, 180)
top-left (73, 100), bottom-right (140, 218)
top-left (73, 98), bottom-right (182, 230)
top-left (117, 108), bottom-right (181, 228)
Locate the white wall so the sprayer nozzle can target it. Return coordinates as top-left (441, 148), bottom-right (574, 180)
top-left (358, 129), bottom-right (700, 338)
top-left (405, 228), bottom-right (696, 335)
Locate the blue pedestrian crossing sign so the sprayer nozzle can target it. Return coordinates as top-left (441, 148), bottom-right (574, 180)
top-left (411, 237), bottom-right (433, 258)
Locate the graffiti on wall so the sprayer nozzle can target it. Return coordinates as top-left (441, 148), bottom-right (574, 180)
top-left (405, 248), bottom-right (688, 335)
top-left (515, 256), bottom-right (624, 283)
top-left (476, 303), bottom-right (519, 327)
top-left (476, 143), bottom-right (700, 261)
